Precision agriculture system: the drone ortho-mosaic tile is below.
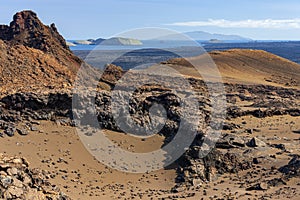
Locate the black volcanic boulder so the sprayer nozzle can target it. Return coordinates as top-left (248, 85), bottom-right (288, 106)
top-left (174, 148), bottom-right (252, 189)
top-left (0, 154), bottom-right (70, 199)
top-left (279, 155), bottom-right (300, 178)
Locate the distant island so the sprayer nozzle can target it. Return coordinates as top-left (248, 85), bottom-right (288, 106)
top-left (101, 37), bottom-right (143, 46)
top-left (67, 31), bottom-right (251, 47)
top-left (203, 39), bottom-right (224, 44)
top-left (68, 37), bottom-right (143, 46)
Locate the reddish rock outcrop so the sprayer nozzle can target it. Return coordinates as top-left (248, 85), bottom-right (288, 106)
top-left (0, 10), bottom-right (100, 96)
top-left (0, 11), bottom-right (75, 61)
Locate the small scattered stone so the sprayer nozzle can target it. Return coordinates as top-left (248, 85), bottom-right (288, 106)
top-left (247, 137), bottom-right (267, 147)
top-left (246, 183), bottom-right (268, 191)
top-left (17, 128), bottom-right (28, 136)
top-left (4, 126), bottom-right (16, 137)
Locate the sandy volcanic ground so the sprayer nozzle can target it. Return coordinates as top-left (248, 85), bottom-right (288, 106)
top-left (1, 114), bottom-right (299, 199)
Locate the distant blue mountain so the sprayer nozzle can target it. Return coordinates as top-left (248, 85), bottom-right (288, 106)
top-left (67, 31), bottom-right (251, 50)
top-left (184, 31), bottom-right (252, 41)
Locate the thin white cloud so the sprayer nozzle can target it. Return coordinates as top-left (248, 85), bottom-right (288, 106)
top-left (167, 19), bottom-right (300, 29)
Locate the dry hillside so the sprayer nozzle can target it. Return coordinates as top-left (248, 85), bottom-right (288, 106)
top-left (163, 49), bottom-right (300, 88)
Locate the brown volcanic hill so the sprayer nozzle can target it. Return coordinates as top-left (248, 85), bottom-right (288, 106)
top-left (0, 10), bottom-right (101, 96)
top-left (163, 49), bottom-right (300, 88)
top-left (0, 10), bottom-right (81, 73)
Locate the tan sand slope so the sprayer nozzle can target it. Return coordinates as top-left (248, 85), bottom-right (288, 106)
top-left (163, 49), bottom-right (300, 88)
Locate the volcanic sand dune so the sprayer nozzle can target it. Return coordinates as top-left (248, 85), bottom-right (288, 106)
top-left (163, 49), bottom-right (300, 88)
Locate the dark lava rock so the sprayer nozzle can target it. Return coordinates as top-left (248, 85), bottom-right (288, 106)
top-left (216, 134), bottom-right (245, 149)
top-left (292, 130), bottom-right (300, 134)
top-left (271, 143), bottom-right (286, 151)
top-left (267, 178), bottom-right (287, 187)
top-left (247, 137), bottom-right (267, 147)
top-left (16, 128), bottom-right (28, 136)
top-left (4, 126), bottom-right (16, 137)
top-left (222, 122), bottom-right (241, 130)
top-left (0, 154), bottom-right (71, 199)
top-left (30, 126), bottom-right (38, 131)
top-left (253, 157), bottom-right (261, 164)
top-left (175, 149), bottom-right (252, 188)
top-left (279, 155), bottom-right (300, 178)
top-left (246, 183), bottom-right (268, 191)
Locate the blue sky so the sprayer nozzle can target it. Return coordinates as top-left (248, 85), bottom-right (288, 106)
top-left (2, 0), bottom-right (300, 40)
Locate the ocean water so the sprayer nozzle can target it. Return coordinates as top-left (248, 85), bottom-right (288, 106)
top-left (69, 40), bottom-right (203, 51)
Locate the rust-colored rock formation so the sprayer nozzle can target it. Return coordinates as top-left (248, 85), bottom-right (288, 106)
top-left (0, 10), bottom-right (80, 69)
top-left (0, 10), bottom-right (100, 96)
